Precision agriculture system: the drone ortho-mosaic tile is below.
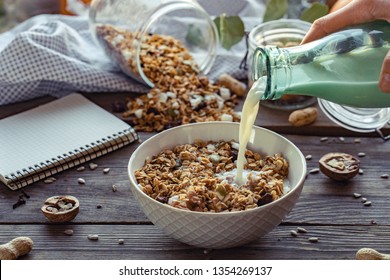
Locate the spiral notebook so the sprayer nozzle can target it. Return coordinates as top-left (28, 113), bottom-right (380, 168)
top-left (0, 93), bottom-right (139, 190)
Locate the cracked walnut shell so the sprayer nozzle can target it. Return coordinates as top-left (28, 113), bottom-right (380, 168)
top-left (41, 195), bottom-right (80, 222)
top-left (319, 152), bottom-right (360, 181)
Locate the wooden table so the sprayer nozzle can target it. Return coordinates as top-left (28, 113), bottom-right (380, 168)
top-left (1, 92), bottom-right (390, 260)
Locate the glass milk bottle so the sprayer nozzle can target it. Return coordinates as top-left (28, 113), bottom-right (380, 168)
top-left (248, 19), bottom-right (317, 110)
top-left (251, 20), bottom-right (390, 133)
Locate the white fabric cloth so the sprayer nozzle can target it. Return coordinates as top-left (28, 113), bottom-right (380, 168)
top-left (0, 0), bottom-right (267, 106)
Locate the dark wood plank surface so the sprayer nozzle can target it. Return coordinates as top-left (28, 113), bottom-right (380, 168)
top-left (1, 93), bottom-right (390, 260)
top-left (2, 224), bottom-right (390, 260)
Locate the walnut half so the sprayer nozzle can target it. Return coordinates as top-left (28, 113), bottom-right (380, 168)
top-left (319, 152), bottom-right (360, 181)
top-left (41, 195), bottom-right (80, 222)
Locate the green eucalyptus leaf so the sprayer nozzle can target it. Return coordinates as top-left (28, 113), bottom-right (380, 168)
top-left (300, 3), bottom-right (329, 23)
top-left (214, 13), bottom-right (245, 50)
top-left (263, 0), bottom-right (288, 22)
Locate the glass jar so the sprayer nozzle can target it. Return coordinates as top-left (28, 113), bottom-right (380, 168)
top-left (89, 0), bottom-right (218, 87)
top-left (251, 20), bottom-right (390, 133)
top-left (318, 100), bottom-right (390, 133)
top-left (248, 19), bottom-right (317, 110)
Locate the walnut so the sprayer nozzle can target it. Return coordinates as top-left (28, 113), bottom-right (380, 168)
top-left (41, 195), bottom-right (80, 222)
top-left (319, 152), bottom-right (360, 181)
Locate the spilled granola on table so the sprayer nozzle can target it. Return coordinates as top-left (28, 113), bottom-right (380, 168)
top-left (134, 140), bottom-right (289, 212)
top-left (96, 24), bottom-right (242, 132)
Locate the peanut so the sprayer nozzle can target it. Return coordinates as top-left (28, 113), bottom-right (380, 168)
top-left (288, 107), bottom-right (317, 127)
top-left (0, 237), bottom-right (33, 260)
top-left (356, 248), bottom-right (390, 260)
top-left (217, 73), bottom-right (247, 97)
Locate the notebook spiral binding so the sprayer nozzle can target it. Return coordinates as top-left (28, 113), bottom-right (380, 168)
top-left (4, 127), bottom-right (138, 190)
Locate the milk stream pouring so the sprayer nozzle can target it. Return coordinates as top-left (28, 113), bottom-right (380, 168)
top-left (251, 21), bottom-right (390, 108)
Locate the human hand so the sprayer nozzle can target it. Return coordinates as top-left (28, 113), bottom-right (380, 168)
top-left (301, 0), bottom-right (390, 93)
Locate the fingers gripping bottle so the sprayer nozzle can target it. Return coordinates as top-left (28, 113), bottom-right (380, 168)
top-left (252, 20), bottom-right (390, 133)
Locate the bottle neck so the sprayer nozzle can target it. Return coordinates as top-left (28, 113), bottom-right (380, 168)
top-left (251, 47), bottom-right (291, 100)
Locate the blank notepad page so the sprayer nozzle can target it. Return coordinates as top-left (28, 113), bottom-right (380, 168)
top-left (0, 93), bottom-right (132, 178)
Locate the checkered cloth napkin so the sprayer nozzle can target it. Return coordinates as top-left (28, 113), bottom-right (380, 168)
top-left (0, 0), bottom-right (266, 106)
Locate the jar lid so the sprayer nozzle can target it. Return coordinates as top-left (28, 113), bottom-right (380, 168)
top-left (318, 99), bottom-right (390, 133)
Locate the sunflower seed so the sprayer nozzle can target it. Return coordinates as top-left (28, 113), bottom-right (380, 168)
top-left (118, 239), bottom-right (125, 245)
top-left (358, 152), bottom-right (366, 157)
top-left (354, 138), bottom-right (361, 143)
top-left (297, 227), bottom-right (308, 233)
top-left (112, 184), bottom-right (118, 192)
top-left (89, 163), bottom-right (98, 170)
top-left (353, 193), bottom-right (362, 198)
top-left (358, 169), bottom-right (364, 175)
top-left (103, 168), bottom-right (110, 174)
top-left (305, 154), bottom-right (312, 160)
top-left (290, 230), bottom-right (298, 237)
top-left (320, 137), bottom-right (328, 142)
top-left (363, 201), bottom-right (372, 207)
top-left (88, 234), bottom-right (99, 241)
top-left (380, 174), bottom-right (389, 179)
top-left (309, 168), bottom-right (320, 174)
top-left (339, 137), bottom-right (345, 142)
top-left (308, 237), bottom-right (319, 243)
top-left (361, 197), bottom-right (367, 203)
top-left (78, 178), bottom-right (86, 184)
top-left (64, 229), bottom-right (74, 236)
top-left (43, 177), bottom-right (56, 184)
top-left (77, 166), bottom-right (85, 171)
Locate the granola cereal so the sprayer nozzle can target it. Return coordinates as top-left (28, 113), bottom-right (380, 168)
top-left (123, 75), bottom-right (240, 132)
top-left (134, 140), bottom-right (289, 212)
top-left (96, 24), bottom-right (241, 132)
top-left (95, 24), bottom-right (200, 84)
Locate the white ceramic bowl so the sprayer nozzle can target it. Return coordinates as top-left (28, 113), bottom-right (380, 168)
top-left (128, 122), bottom-right (306, 249)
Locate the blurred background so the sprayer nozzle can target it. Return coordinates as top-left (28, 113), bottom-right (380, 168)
top-left (0, 1), bottom-right (342, 33)
top-left (0, 0), bottom-right (92, 32)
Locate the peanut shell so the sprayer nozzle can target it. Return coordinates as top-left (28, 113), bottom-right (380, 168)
top-left (288, 107), bottom-right (317, 127)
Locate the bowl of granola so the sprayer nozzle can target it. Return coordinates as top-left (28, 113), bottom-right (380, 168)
top-left (128, 122), bottom-right (306, 249)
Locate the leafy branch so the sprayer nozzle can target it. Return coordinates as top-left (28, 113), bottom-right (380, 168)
top-left (214, 0), bottom-right (329, 50)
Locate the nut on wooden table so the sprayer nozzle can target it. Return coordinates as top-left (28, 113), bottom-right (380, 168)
top-left (319, 152), bottom-right (360, 181)
top-left (41, 195), bottom-right (80, 222)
